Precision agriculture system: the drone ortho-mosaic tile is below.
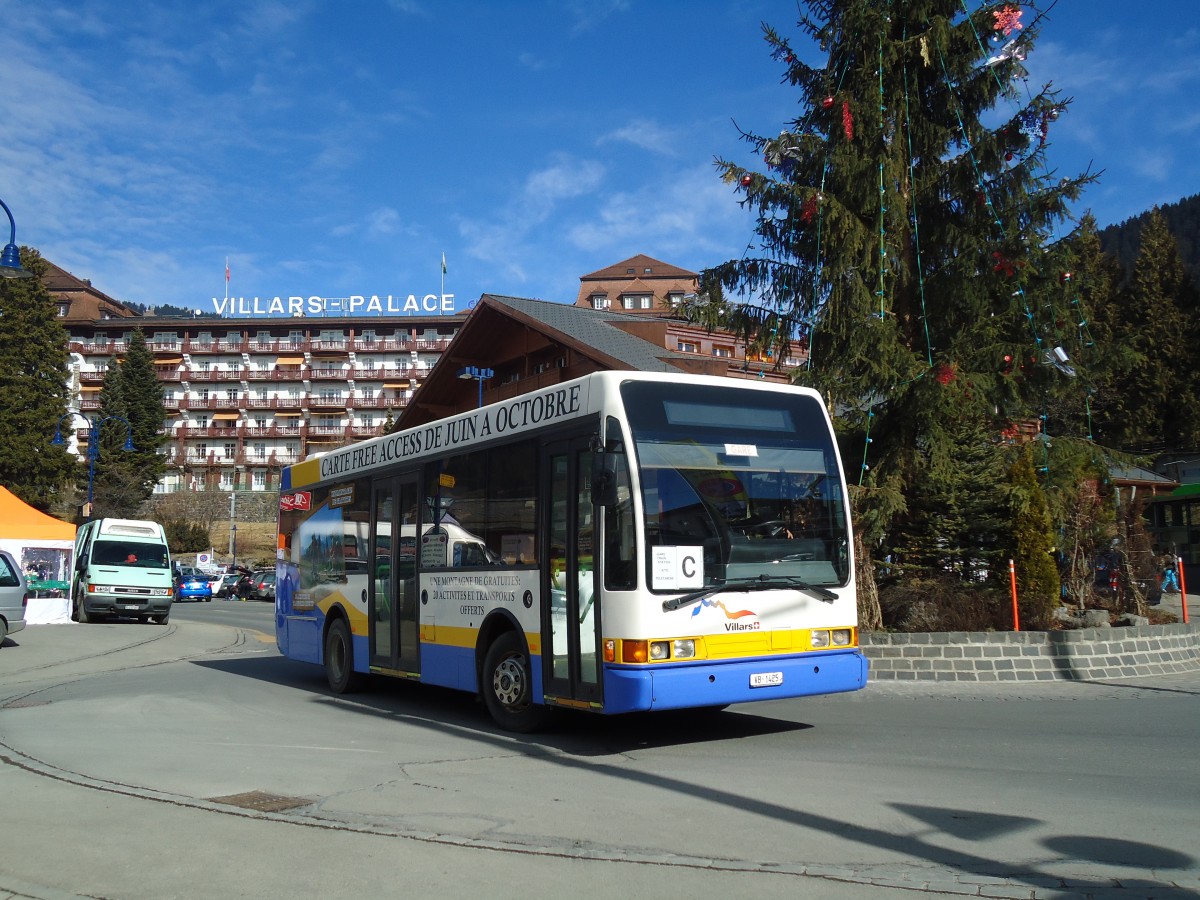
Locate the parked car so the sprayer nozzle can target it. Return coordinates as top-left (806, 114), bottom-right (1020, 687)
top-left (215, 573), bottom-right (243, 598)
top-left (175, 570), bottom-right (213, 602)
top-left (246, 571), bottom-right (276, 602)
top-left (0, 549), bottom-right (28, 647)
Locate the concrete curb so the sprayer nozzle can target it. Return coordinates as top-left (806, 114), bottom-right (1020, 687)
top-left (861, 622), bottom-right (1200, 682)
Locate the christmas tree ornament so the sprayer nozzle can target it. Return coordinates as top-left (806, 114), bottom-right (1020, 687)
top-left (822, 96), bottom-right (835, 109)
top-left (842, 101), bottom-right (854, 141)
top-left (740, 174), bottom-right (753, 187)
top-left (993, 5), bottom-right (1024, 36)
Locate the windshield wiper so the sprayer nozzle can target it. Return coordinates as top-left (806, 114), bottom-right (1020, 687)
top-left (662, 575), bottom-right (838, 612)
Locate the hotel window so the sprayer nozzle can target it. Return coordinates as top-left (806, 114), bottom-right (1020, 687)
top-left (678, 341), bottom-right (699, 353)
top-left (361, 358), bottom-right (376, 370)
top-left (253, 442), bottom-right (266, 458)
top-left (622, 294), bottom-right (652, 310)
top-left (712, 346), bottom-right (733, 359)
top-left (253, 470), bottom-right (267, 490)
top-left (220, 471), bottom-right (234, 490)
top-left (591, 295), bottom-right (609, 310)
top-left (223, 442), bottom-right (236, 459)
top-left (199, 360), bottom-right (211, 372)
top-left (195, 416), bottom-right (209, 428)
top-left (57, 303), bottom-right (69, 317)
top-left (288, 330), bottom-right (304, 347)
top-left (254, 417), bottom-right (267, 429)
top-left (195, 442), bottom-right (208, 459)
top-left (198, 389), bottom-right (210, 401)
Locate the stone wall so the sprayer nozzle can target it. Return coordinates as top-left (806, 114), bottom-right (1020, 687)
top-left (862, 623), bottom-right (1200, 682)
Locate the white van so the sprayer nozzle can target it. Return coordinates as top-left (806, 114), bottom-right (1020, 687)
top-left (72, 519), bottom-right (174, 624)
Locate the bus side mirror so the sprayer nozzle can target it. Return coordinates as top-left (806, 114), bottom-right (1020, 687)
top-left (591, 451), bottom-right (619, 508)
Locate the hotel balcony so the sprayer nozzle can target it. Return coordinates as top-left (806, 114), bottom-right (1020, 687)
top-left (308, 368), bottom-right (347, 380)
top-left (69, 341), bottom-right (130, 356)
top-left (246, 367), bottom-right (305, 381)
top-left (351, 337), bottom-right (413, 352)
top-left (180, 368), bottom-right (248, 382)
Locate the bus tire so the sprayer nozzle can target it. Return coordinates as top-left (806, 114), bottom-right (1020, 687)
top-left (482, 632), bottom-right (548, 733)
top-left (325, 616), bottom-right (366, 694)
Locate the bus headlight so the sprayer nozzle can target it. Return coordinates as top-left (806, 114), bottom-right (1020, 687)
top-left (649, 641), bottom-right (670, 660)
top-left (672, 639), bottom-right (696, 659)
top-left (811, 630), bottom-right (830, 648)
top-left (831, 628), bottom-right (852, 646)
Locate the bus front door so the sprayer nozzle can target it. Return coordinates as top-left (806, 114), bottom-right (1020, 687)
top-left (542, 435), bottom-right (602, 708)
top-left (368, 474), bottom-right (420, 675)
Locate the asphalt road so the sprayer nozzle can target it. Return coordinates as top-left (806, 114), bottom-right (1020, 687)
top-left (1, 605), bottom-right (1198, 900)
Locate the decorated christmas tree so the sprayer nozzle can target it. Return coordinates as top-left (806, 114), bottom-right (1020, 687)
top-left (686, 1), bottom-right (1098, 624)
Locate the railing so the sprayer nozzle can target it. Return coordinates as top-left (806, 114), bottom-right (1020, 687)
top-left (352, 338), bottom-right (414, 352)
top-left (78, 370), bottom-right (107, 384)
top-left (245, 398), bottom-right (304, 410)
top-left (180, 369), bottom-right (247, 382)
top-left (308, 369), bottom-right (347, 380)
top-left (308, 397), bottom-right (348, 409)
top-left (70, 341), bottom-right (129, 355)
top-left (245, 367), bottom-right (305, 381)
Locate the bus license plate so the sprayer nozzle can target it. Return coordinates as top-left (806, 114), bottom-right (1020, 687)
top-left (750, 671), bottom-right (783, 688)
top-left (121, 604), bottom-right (140, 610)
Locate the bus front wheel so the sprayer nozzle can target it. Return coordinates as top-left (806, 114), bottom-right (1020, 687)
top-left (325, 617), bottom-right (366, 694)
top-left (482, 632), bottom-right (548, 733)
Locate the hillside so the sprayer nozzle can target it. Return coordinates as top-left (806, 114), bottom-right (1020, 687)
top-left (1097, 192), bottom-right (1200, 290)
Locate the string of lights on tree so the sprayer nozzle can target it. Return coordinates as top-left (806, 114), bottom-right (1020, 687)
top-left (721, 1), bottom-right (1099, 487)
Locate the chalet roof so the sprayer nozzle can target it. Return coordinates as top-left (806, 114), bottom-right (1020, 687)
top-left (479, 294), bottom-right (687, 371)
top-left (42, 260), bottom-right (140, 321)
top-left (578, 254), bottom-right (697, 282)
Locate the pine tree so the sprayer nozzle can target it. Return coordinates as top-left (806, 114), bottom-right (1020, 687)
top-left (0, 247), bottom-right (76, 511)
top-left (1005, 445), bottom-right (1059, 628)
top-left (684, 1), bottom-right (1094, 594)
top-left (88, 328), bottom-right (166, 517)
top-left (1091, 209), bottom-right (1200, 451)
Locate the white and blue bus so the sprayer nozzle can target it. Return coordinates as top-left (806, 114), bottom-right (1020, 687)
top-left (274, 371), bottom-right (867, 731)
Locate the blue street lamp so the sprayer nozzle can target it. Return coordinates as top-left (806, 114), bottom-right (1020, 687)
top-left (0, 196), bottom-right (33, 279)
top-left (52, 412), bottom-right (135, 521)
top-left (457, 365), bottom-right (494, 409)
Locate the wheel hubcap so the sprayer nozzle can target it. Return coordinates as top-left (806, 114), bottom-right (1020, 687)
top-left (493, 656), bottom-right (526, 707)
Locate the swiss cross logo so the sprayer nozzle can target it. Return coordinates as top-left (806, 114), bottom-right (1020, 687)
top-left (280, 491), bottom-right (311, 511)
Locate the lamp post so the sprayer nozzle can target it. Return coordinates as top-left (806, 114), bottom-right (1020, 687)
top-left (0, 196), bottom-right (33, 279)
top-left (52, 412), bottom-right (135, 521)
top-left (457, 365), bottom-right (494, 409)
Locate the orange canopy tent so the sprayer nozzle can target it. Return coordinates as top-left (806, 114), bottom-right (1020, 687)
top-left (0, 485), bottom-right (76, 541)
top-left (0, 486), bottom-right (75, 624)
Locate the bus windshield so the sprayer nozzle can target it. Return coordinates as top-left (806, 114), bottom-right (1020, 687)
top-left (621, 380), bottom-right (850, 590)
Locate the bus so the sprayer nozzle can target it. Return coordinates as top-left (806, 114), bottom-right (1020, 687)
top-left (274, 371), bottom-right (867, 731)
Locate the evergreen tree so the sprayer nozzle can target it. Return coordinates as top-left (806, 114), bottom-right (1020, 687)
top-left (1005, 445), bottom-right (1059, 629)
top-left (0, 247), bottom-right (76, 511)
top-left (88, 328), bottom-right (167, 517)
top-left (684, 1), bottom-right (1094, 593)
top-left (1091, 209), bottom-right (1200, 451)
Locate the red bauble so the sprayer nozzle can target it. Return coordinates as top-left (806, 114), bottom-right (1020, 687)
top-left (740, 174), bottom-right (753, 187)
top-left (822, 96), bottom-right (835, 109)
top-left (1060, 272), bottom-right (1072, 283)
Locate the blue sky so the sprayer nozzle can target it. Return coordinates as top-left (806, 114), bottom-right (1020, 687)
top-left (1, 1), bottom-right (1197, 315)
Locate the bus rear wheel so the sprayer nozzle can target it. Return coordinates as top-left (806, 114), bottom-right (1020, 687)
top-left (482, 632), bottom-right (548, 733)
top-left (325, 616), bottom-right (366, 694)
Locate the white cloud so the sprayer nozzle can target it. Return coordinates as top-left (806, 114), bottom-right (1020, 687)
top-left (599, 119), bottom-right (681, 156)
